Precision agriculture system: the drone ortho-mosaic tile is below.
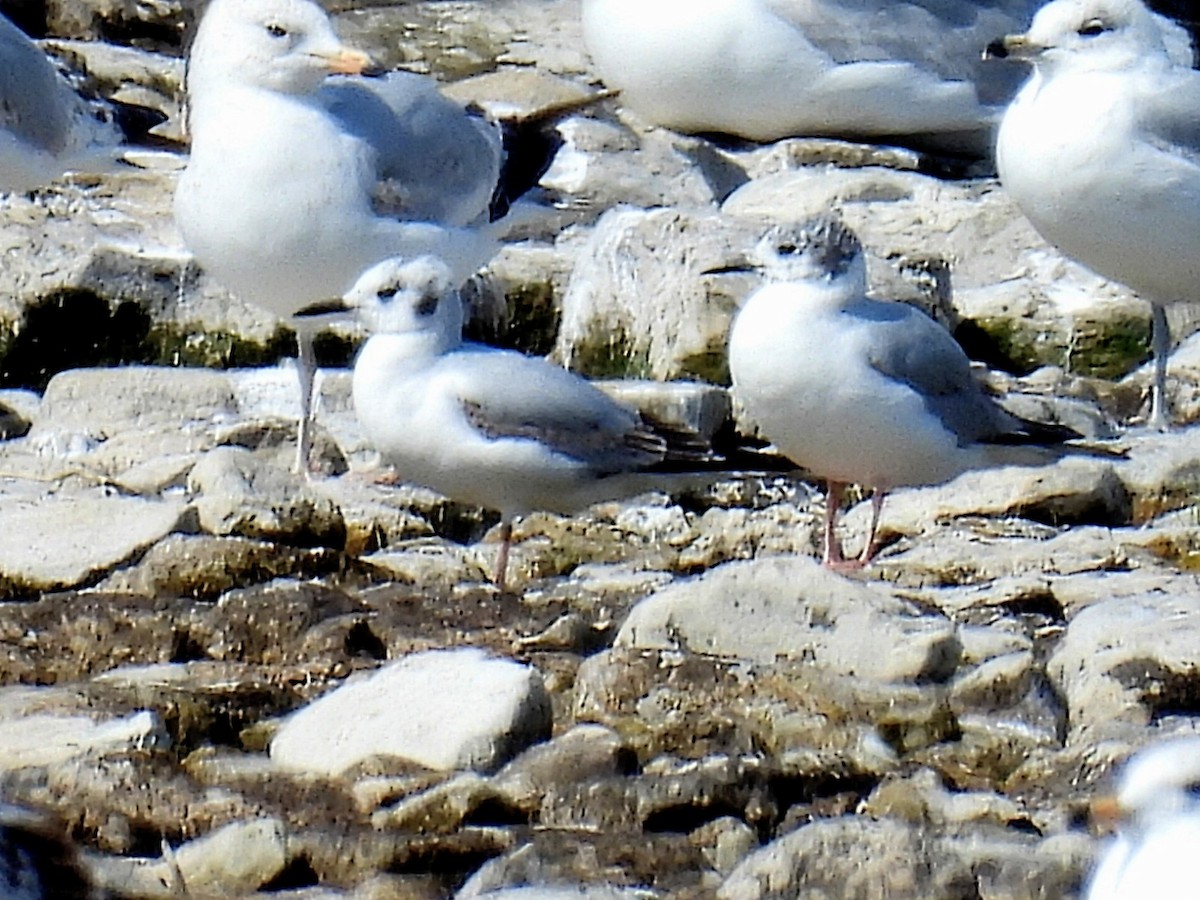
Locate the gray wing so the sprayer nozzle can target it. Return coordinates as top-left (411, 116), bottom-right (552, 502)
top-left (1135, 66), bottom-right (1200, 168)
top-left (320, 71), bottom-right (502, 228)
top-left (0, 15), bottom-right (72, 154)
top-left (857, 299), bottom-right (1024, 445)
top-left (763, 0), bottom-right (1037, 102)
top-left (447, 348), bottom-right (667, 473)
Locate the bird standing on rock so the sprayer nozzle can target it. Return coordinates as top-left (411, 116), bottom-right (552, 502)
top-left (987, 0), bottom-right (1200, 429)
top-left (727, 215), bottom-right (1080, 569)
top-left (303, 255), bottom-right (743, 591)
top-left (174, 0), bottom-right (509, 473)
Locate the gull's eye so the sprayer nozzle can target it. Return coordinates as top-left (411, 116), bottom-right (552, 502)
top-left (1185, 779), bottom-right (1200, 798)
top-left (1077, 19), bottom-right (1108, 37)
top-left (414, 294), bottom-right (440, 317)
top-left (376, 286), bottom-right (398, 303)
top-left (776, 242), bottom-right (800, 256)
top-left (265, 23), bottom-right (289, 39)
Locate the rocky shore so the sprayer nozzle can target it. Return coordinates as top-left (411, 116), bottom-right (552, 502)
top-left (1, 0), bottom-right (1200, 898)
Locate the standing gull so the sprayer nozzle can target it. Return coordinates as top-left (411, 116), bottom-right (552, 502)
top-left (0, 12), bottom-right (122, 191)
top-left (174, 0), bottom-right (506, 471)
top-left (728, 216), bottom-right (1078, 569)
top-left (309, 256), bottom-right (717, 590)
top-left (1085, 737), bottom-right (1200, 899)
top-left (987, 0), bottom-right (1200, 429)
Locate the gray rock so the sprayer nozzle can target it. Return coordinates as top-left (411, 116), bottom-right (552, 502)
top-left (718, 813), bottom-right (1087, 900)
top-left (0, 686), bottom-right (165, 772)
top-left (0, 490), bottom-right (185, 597)
top-left (555, 207), bottom-right (760, 382)
top-left (615, 556), bottom-right (960, 682)
top-left (96, 533), bottom-right (347, 599)
top-left (188, 446), bottom-right (345, 548)
top-left (271, 648), bottom-right (552, 776)
top-left (87, 817), bottom-right (288, 899)
top-left (491, 725), bottom-right (632, 812)
top-left (1048, 592), bottom-right (1200, 740)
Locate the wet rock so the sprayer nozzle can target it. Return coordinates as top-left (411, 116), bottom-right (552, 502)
top-left (271, 649), bottom-right (552, 776)
top-left (96, 533), bottom-right (350, 600)
top-left (0, 490), bottom-right (185, 598)
top-left (615, 556), bottom-right (960, 681)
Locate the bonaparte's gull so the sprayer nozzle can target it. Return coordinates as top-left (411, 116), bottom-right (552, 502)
top-left (728, 215), bottom-right (1079, 568)
top-left (312, 256), bottom-right (724, 589)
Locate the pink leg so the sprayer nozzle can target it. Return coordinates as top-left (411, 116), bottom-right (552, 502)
top-left (857, 487), bottom-right (888, 565)
top-left (821, 481), bottom-right (847, 567)
top-left (493, 519), bottom-right (513, 591)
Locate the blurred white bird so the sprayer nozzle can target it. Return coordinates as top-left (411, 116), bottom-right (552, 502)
top-left (0, 12), bottom-right (122, 191)
top-left (988, 0), bottom-right (1200, 429)
top-left (1086, 737), bottom-right (1200, 899)
top-left (728, 215), bottom-right (1078, 568)
top-left (174, 0), bottom-right (509, 472)
top-left (581, 0), bottom-right (1053, 151)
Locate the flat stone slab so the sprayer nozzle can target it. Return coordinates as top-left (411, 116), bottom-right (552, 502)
top-left (270, 648), bottom-right (552, 776)
top-left (0, 491), bottom-right (185, 596)
top-left (615, 556), bottom-right (960, 682)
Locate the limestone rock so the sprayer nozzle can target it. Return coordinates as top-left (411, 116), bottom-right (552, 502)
top-left (1047, 593), bottom-right (1200, 740)
top-left (188, 446), bottom-right (345, 548)
top-left (271, 648), bottom-right (552, 776)
top-left (555, 207), bottom-right (761, 382)
top-left (615, 556), bottom-right (960, 682)
top-left (0, 687), bottom-right (165, 772)
top-left (0, 490), bottom-right (184, 597)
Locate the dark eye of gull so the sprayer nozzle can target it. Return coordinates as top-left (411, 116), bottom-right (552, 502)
top-left (376, 286), bottom-right (398, 303)
top-left (414, 293), bottom-right (440, 317)
top-left (776, 242), bottom-right (800, 256)
top-left (265, 23), bottom-right (289, 39)
top-left (1185, 779), bottom-right (1200, 799)
top-left (1077, 19), bottom-right (1108, 37)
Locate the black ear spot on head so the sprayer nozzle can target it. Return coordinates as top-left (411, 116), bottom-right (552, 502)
top-left (414, 293), bottom-right (440, 317)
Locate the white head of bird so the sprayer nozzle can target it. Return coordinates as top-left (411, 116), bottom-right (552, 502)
top-left (188, 0), bottom-right (374, 96)
top-left (1109, 738), bottom-right (1200, 835)
top-left (751, 215), bottom-right (867, 298)
top-left (344, 255), bottom-right (464, 345)
top-left (985, 0), bottom-right (1166, 75)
